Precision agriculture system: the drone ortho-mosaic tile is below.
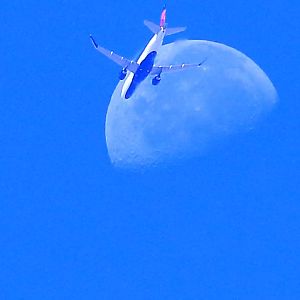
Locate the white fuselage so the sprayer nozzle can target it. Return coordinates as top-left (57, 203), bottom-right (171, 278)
top-left (121, 29), bottom-right (166, 98)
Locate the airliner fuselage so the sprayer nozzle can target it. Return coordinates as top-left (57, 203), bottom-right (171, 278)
top-left (90, 7), bottom-right (206, 99)
top-left (122, 30), bottom-right (165, 99)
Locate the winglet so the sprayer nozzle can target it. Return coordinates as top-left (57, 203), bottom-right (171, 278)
top-left (89, 34), bottom-right (98, 48)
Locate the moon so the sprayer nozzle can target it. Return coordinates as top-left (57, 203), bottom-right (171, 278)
top-left (105, 40), bottom-right (278, 168)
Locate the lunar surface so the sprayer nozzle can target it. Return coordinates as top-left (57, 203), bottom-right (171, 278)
top-left (105, 40), bottom-right (278, 168)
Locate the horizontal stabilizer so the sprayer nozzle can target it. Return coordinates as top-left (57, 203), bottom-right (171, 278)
top-left (144, 20), bottom-right (160, 34)
top-left (165, 26), bottom-right (186, 36)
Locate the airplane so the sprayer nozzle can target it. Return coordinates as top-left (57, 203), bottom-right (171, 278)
top-left (90, 6), bottom-right (206, 99)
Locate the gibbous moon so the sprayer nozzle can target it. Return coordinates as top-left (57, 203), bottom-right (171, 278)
top-left (105, 40), bottom-right (278, 168)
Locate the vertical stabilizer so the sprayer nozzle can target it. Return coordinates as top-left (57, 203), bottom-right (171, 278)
top-left (160, 6), bottom-right (167, 28)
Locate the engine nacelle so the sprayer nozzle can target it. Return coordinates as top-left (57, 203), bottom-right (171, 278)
top-left (119, 69), bottom-right (127, 80)
top-left (152, 76), bottom-right (161, 86)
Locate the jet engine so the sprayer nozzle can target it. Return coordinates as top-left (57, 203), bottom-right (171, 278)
top-left (119, 69), bottom-right (127, 80)
top-left (152, 75), bottom-right (161, 85)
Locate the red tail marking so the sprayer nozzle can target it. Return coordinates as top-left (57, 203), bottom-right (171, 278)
top-left (160, 8), bottom-right (167, 27)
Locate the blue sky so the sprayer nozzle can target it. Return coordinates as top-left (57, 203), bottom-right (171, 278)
top-left (1, 0), bottom-right (299, 299)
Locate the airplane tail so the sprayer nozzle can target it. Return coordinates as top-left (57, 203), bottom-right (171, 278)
top-left (144, 6), bottom-right (186, 36)
top-left (144, 20), bottom-right (186, 36)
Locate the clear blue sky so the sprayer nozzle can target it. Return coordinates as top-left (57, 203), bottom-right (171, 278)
top-left (1, 0), bottom-right (299, 299)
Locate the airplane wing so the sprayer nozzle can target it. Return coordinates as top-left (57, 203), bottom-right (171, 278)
top-left (90, 35), bottom-right (139, 73)
top-left (150, 58), bottom-right (207, 76)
